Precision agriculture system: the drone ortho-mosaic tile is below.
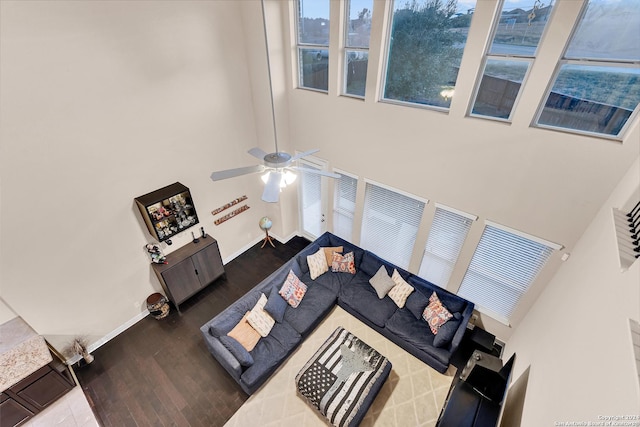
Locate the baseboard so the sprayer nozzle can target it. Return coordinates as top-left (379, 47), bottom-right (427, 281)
top-left (220, 231), bottom-right (301, 264)
top-left (67, 309), bottom-right (150, 365)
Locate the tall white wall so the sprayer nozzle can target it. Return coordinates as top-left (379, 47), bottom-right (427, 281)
top-left (505, 157), bottom-right (640, 425)
top-left (0, 0), bottom-right (279, 352)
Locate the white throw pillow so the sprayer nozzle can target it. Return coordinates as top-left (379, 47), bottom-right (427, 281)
top-left (307, 247), bottom-right (329, 280)
top-left (388, 269), bottom-right (414, 308)
top-left (246, 293), bottom-right (275, 337)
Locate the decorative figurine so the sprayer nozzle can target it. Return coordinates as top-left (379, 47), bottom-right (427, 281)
top-left (145, 243), bottom-right (167, 264)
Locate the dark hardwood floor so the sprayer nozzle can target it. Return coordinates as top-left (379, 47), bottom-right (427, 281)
top-left (76, 235), bottom-right (311, 427)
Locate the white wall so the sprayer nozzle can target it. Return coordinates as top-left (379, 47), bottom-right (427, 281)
top-left (505, 157), bottom-right (640, 425)
top-left (0, 0), bottom-right (280, 353)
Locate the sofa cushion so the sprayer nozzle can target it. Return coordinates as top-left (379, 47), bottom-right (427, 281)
top-left (388, 269), bottom-right (414, 308)
top-left (423, 292), bottom-right (453, 335)
top-left (219, 335), bottom-right (254, 367)
top-left (384, 309), bottom-right (450, 366)
top-left (243, 322), bottom-right (301, 390)
top-left (307, 248), bottom-right (329, 280)
top-left (279, 270), bottom-right (308, 308)
top-left (227, 311), bottom-right (261, 351)
top-left (264, 286), bottom-right (287, 323)
top-left (301, 270), bottom-right (353, 295)
top-left (405, 289), bottom-right (430, 320)
top-left (369, 265), bottom-right (396, 299)
top-left (339, 273), bottom-right (398, 327)
top-left (209, 292), bottom-right (262, 337)
top-left (331, 251), bottom-right (356, 274)
top-left (283, 282), bottom-right (337, 335)
top-left (433, 312), bottom-right (462, 348)
top-left (360, 251), bottom-right (388, 277)
top-left (323, 246), bottom-right (343, 264)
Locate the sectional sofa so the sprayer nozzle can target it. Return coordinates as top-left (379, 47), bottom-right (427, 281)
top-left (200, 232), bottom-right (474, 395)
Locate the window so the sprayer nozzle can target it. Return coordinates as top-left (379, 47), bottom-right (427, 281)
top-left (299, 161), bottom-right (323, 238)
top-left (535, 0), bottom-right (640, 138)
top-left (457, 222), bottom-right (561, 324)
top-left (343, 0), bottom-right (373, 97)
top-left (470, 0), bottom-right (554, 120)
top-left (297, 0), bottom-right (330, 91)
top-left (360, 181), bottom-right (426, 269)
top-left (383, 0), bottom-right (477, 109)
top-left (418, 204), bottom-right (476, 287)
top-left (332, 171), bottom-right (358, 240)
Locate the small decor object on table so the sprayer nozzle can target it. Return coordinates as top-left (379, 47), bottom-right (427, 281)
top-left (72, 338), bottom-right (94, 365)
top-left (259, 216), bottom-right (275, 248)
top-left (145, 243), bottom-right (167, 264)
top-left (146, 293), bottom-right (170, 320)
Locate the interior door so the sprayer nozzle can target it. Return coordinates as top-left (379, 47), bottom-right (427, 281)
top-left (298, 157), bottom-right (329, 240)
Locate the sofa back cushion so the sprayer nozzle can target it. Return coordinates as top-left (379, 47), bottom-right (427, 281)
top-left (407, 276), bottom-right (467, 314)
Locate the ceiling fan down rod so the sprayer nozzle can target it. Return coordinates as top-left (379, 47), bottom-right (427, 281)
top-left (261, 0), bottom-right (280, 156)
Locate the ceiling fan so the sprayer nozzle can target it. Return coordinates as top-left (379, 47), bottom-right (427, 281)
top-left (209, 0), bottom-right (340, 203)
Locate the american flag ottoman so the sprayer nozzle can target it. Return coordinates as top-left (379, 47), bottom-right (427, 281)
top-left (295, 327), bottom-right (392, 427)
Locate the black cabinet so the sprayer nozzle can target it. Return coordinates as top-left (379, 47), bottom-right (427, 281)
top-left (0, 362), bottom-right (74, 427)
top-left (151, 238), bottom-right (224, 311)
top-left (135, 182), bottom-right (199, 243)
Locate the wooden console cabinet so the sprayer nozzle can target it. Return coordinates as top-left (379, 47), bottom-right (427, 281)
top-left (151, 238), bottom-right (224, 312)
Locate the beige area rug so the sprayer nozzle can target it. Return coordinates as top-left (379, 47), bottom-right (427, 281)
top-left (224, 306), bottom-right (455, 427)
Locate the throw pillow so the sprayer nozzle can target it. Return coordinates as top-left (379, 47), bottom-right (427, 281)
top-left (307, 248), bottom-right (329, 280)
top-left (405, 290), bottom-right (430, 320)
top-left (331, 251), bottom-right (356, 274)
top-left (264, 286), bottom-right (287, 323)
top-left (219, 335), bottom-right (254, 367)
top-left (433, 312), bottom-right (462, 348)
top-left (369, 265), bottom-right (396, 299)
top-left (422, 291), bottom-right (453, 335)
top-left (279, 270), bottom-right (308, 308)
top-left (227, 311), bottom-right (261, 351)
top-left (388, 269), bottom-right (414, 308)
top-left (247, 293), bottom-right (275, 337)
top-left (323, 246), bottom-right (343, 265)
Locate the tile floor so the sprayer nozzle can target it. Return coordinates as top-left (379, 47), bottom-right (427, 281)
top-left (23, 385), bottom-right (99, 427)
top-left (225, 306), bottom-right (455, 427)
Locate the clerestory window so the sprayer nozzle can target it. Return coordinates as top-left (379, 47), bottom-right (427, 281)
top-left (296, 0), bottom-right (330, 92)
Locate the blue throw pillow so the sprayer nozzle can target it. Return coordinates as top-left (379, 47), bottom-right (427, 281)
top-left (219, 335), bottom-right (254, 367)
top-left (433, 312), bottom-right (462, 348)
top-left (405, 289), bottom-right (429, 320)
top-left (264, 286), bottom-right (287, 323)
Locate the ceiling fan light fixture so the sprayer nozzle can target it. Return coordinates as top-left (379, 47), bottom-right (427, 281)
top-left (261, 169), bottom-right (297, 188)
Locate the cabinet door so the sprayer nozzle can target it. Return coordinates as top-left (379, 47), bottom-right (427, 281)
top-left (16, 370), bottom-right (72, 411)
top-left (161, 258), bottom-right (201, 305)
top-left (192, 241), bottom-right (225, 286)
top-left (0, 393), bottom-right (34, 427)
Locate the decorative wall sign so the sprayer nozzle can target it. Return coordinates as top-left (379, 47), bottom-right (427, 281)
top-left (212, 195), bottom-right (247, 216)
top-left (214, 205), bottom-right (250, 225)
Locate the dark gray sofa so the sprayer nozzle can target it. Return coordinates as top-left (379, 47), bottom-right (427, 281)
top-left (200, 232), bottom-right (474, 395)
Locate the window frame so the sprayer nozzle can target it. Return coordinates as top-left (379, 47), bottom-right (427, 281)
top-left (418, 203), bottom-right (477, 288)
top-left (360, 178), bottom-right (427, 270)
top-left (531, 0), bottom-right (640, 141)
top-left (295, 0), bottom-right (331, 93)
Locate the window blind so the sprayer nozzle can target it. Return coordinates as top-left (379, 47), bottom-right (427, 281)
top-left (457, 224), bottom-right (556, 324)
top-left (360, 182), bottom-right (425, 270)
top-left (418, 205), bottom-right (474, 287)
top-left (299, 163), bottom-right (323, 239)
top-left (332, 173), bottom-right (357, 241)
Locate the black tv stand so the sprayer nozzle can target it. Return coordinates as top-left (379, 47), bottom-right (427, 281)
top-left (436, 351), bottom-right (515, 427)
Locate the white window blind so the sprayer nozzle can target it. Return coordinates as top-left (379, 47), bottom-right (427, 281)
top-left (360, 182), bottom-right (426, 269)
top-left (333, 172), bottom-right (357, 241)
top-left (418, 205), bottom-right (475, 287)
top-left (457, 223), bottom-right (558, 324)
top-left (299, 162), bottom-right (323, 239)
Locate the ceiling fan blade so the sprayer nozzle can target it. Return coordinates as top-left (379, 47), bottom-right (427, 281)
top-left (248, 147), bottom-right (269, 161)
top-left (290, 166), bottom-right (341, 179)
top-left (290, 149), bottom-right (320, 161)
top-left (210, 165), bottom-right (264, 181)
top-left (262, 171), bottom-right (282, 203)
